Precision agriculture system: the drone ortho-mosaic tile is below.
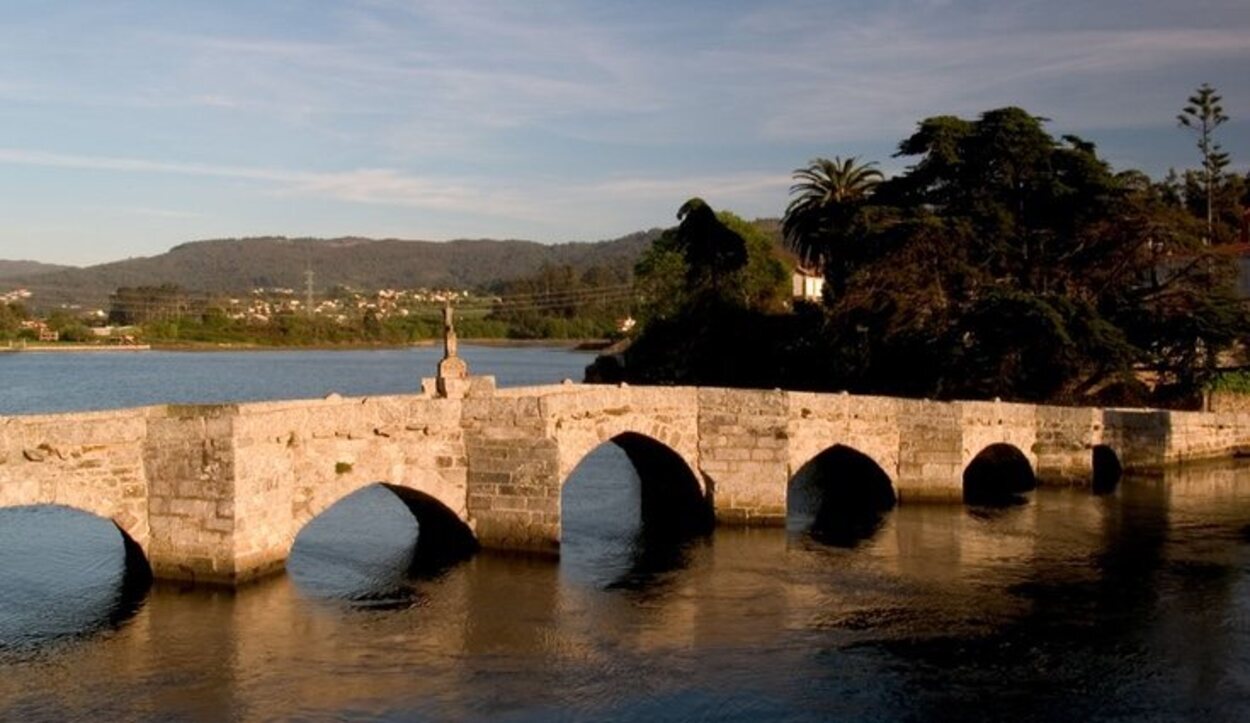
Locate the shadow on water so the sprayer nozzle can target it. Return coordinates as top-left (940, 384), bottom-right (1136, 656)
top-left (848, 462), bottom-right (1250, 720)
top-left (0, 505), bottom-right (151, 658)
top-left (788, 445), bottom-right (895, 548)
top-left (286, 484), bottom-right (476, 608)
top-left (561, 436), bottom-right (712, 591)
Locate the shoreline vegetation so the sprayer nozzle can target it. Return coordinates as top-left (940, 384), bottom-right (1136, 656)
top-left (1, 339), bottom-right (607, 353)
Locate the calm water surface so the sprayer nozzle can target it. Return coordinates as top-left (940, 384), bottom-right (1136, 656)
top-left (0, 346), bottom-right (590, 415)
top-left (3, 349), bottom-right (1250, 720)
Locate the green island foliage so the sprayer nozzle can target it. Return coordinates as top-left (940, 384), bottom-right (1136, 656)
top-left (1206, 371), bottom-right (1250, 395)
top-left (0, 303), bottom-right (28, 341)
top-left (588, 203), bottom-right (794, 384)
top-left (613, 98), bottom-right (1250, 408)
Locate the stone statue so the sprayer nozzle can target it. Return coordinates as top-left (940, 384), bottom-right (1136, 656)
top-left (423, 298), bottom-right (494, 399)
top-left (443, 301), bottom-right (458, 359)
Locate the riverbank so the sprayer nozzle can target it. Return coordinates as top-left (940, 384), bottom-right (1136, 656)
top-left (1, 344), bottom-right (151, 353)
top-left (146, 338), bottom-right (609, 352)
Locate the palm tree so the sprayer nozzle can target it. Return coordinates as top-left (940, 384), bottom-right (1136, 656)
top-left (783, 156), bottom-right (883, 269)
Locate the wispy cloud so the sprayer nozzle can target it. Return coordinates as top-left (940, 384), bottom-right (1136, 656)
top-left (0, 148), bottom-right (533, 218)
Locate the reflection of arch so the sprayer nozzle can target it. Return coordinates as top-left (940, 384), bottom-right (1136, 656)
top-left (1092, 444), bottom-right (1122, 494)
top-left (963, 443), bottom-right (1036, 505)
top-left (292, 483), bottom-right (477, 575)
top-left (787, 445), bottom-right (896, 546)
top-left (562, 432), bottom-right (712, 540)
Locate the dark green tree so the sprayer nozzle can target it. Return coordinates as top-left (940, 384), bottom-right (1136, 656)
top-left (673, 198), bottom-right (748, 297)
top-left (1178, 83), bottom-right (1230, 244)
top-left (783, 156), bottom-right (883, 296)
top-left (616, 106), bottom-right (1246, 406)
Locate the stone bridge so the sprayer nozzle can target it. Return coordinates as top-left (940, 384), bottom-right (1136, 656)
top-left (3, 383), bottom-right (1249, 585)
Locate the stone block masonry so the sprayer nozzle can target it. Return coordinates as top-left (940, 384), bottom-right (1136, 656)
top-left (5, 383), bottom-right (1250, 586)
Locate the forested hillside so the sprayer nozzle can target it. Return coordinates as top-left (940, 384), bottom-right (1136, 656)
top-left (2, 232), bottom-right (659, 309)
top-left (0, 260), bottom-right (73, 279)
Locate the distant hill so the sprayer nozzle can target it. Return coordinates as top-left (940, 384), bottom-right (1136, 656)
top-left (0, 259), bottom-right (74, 280)
top-left (2, 232), bottom-right (661, 310)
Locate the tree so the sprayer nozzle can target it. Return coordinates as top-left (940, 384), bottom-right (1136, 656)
top-left (782, 157), bottom-right (883, 294)
top-left (619, 106), bottom-right (1246, 406)
top-left (673, 198), bottom-right (748, 297)
top-left (0, 303), bottom-right (28, 341)
top-left (1178, 83), bottom-right (1230, 244)
top-left (635, 209), bottom-right (789, 323)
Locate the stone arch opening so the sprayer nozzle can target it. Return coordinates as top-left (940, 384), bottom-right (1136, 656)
top-left (612, 432), bottom-right (711, 538)
top-left (1091, 445), bottom-right (1123, 494)
top-left (0, 504), bottom-right (150, 646)
top-left (560, 432), bottom-right (711, 585)
top-left (380, 484), bottom-right (479, 574)
top-left (963, 443), bottom-right (1036, 505)
top-left (787, 445), bottom-right (896, 547)
top-left (288, 483), bottom-right (477, 601)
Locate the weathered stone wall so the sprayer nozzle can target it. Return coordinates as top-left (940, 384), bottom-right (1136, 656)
top-left (958, 399), bottom-right (1038, 470)
top-left (8, 383), bottom-right (1250, 586)
top-left (542, 385), bottom-right (700, 490)
top-left (462, 393), bottom-right (561, 553)
top-left (1099, 409), bottom-right (1171, 469)
top-left (0, 407), bottom-right (150, 548)
top-left (1208, 390), bottom-right (1250, 415)
top-left (891, 399), bottom-right (966, 501)
top-left (1163, 410), bottom-right (1250, 464)
top-left (144, 405), bottom-right (237, 582)
top-left (1034, 405), bottom-right (1101, 484)
top-left (786, 392), bottom-right (900, 484)
top-left (698, 388), bottom-right (790, 524)
top-left (227, 394), bottom-right (468, 583)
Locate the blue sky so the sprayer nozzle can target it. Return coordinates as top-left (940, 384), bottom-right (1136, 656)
top-left (1, 0), bottom-right (1248, 265)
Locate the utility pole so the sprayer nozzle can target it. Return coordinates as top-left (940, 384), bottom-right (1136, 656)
top-left (304, 265), bottom-right (315, 318)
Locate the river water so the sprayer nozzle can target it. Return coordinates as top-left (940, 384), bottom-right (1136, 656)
top-left (3, 348), bottom-right (1250, 720)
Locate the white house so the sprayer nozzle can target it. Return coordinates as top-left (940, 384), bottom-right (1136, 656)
top-left (792, 267), bottom-right (824, 301)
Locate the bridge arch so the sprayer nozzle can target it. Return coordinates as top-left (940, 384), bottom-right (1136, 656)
top-left (554, 414), bottom-right (703, 497)
top-left (560, 431), bottom-right (712, 542)
top-left (290, 482), bottom-right (477, 581)
top-left (787, 444), bottom-right (896, 546)
top-left (1092, 444), bottom-right (1123, 493)
top-left (0, 502), bottom-right (152, 587)
top-left (963, 443), bottom-right (1036, 505)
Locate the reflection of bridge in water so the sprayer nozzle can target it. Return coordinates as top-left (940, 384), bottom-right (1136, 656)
top-left (3, 382), bottom-right (1250, 584)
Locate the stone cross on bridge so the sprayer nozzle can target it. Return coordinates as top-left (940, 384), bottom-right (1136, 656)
top-left (3, 382), bottom-right (1249, 585)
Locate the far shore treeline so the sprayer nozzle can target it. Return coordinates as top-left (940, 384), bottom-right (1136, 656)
top-left (3, 88), bottom-right (1248, 409)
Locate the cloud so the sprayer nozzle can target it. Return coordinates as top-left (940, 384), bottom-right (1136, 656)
top-left (0, 147), bottom-right (532, 217)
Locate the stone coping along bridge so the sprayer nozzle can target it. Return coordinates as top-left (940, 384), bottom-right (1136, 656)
top-left (3, 383), bottom-right (1249, 585)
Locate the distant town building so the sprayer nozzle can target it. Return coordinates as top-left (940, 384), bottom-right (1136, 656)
top-left (792, 267), bottom-right (824, 302)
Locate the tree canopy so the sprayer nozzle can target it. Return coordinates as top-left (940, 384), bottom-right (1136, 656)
top-left (612, 103), bottom-right (1248, 408)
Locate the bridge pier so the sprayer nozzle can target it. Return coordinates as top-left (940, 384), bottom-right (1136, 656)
top-left (461, 394), bottom-right (562, 555)
top-left (698, 388), bottom-right (790, 525)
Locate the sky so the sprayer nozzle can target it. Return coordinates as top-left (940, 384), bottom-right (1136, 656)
top-left (0, 0), bottom-right (1248, 266)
